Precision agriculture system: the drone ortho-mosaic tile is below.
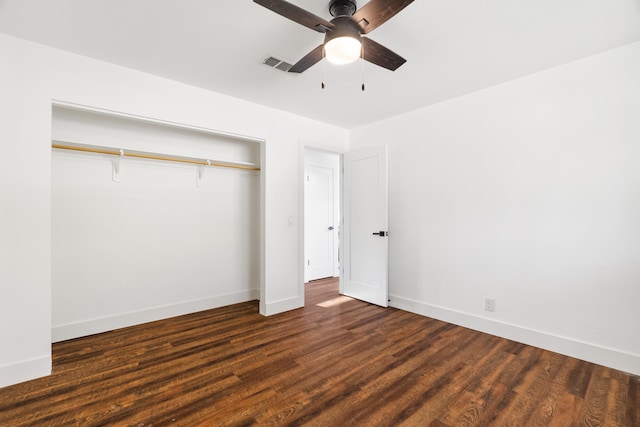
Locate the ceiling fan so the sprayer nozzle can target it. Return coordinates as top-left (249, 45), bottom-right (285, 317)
top-left (254, 0), bottom-right (414, 73)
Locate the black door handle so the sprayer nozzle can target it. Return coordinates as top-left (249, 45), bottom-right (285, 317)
top-left (328, 226), bottom-right (334, 231)
top-left (372, 231), bottom-right (387, 237)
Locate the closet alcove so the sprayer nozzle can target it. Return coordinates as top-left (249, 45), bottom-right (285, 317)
top-left (51, 104), bottom-right (261, 342)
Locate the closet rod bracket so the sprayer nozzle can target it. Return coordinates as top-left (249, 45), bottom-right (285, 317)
top-left (112, 149), bottom-right (124, 183)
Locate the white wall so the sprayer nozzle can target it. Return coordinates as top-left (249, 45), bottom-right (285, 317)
top-left (351, 41), bottom-right (640, 375)
top-left (0, 33), bottom-right (348, 387)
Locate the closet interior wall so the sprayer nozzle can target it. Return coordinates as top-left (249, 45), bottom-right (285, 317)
top-left (51, 106), bottom-right (260, 342)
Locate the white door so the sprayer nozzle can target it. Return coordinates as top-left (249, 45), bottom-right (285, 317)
top-left (342, 146), bottom-right (388, 307)
top-left (305, 164), bottom-right (336, 281)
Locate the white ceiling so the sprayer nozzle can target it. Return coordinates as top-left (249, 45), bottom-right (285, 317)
top-left (2, 0), bottom-right (640, 129)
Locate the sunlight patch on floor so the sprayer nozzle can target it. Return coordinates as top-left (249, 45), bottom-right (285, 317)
top-left (316, 295), bottom-right (353, 308)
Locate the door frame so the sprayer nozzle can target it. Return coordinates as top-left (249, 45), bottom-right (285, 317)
top-left (299, 142), bottom-right (347, 307)
top-left (304, 153), bottom-right (340, 282)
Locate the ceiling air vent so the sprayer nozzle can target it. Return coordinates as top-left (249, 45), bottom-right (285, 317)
top-left (263, 55), bottom-right (293, 72)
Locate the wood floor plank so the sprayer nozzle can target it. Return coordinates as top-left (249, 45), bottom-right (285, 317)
top-left (523, 355), bottom-right (576, 426)
top-left (604, 369), bottom-right (631, 427)
top-left (0, 277), bottom-right (637, 426)
top-left (627, 375), bottom-right (640, 426)
top-left (579, 365), bottom-right (613, 426)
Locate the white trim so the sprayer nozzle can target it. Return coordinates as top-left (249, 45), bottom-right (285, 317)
top-left (259, 140), bottom-right (267, 316)
top-left (298, 143), bottom-right (306, 307)
top-left (0, 356), bottom-right (51, 388)
top-left (52, 289), bottom-right (259, 342)
top-left (390, 295), bottom-right (640, 376)
top-left (263, 296), bottom-right (303, 316)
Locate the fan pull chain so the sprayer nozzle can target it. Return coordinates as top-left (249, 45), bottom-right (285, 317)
top-left (361, 44), bottom-right (365, 92)
top-left (321, 47), bottom-right (326, 89)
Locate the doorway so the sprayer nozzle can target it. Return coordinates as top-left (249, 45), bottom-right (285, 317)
top-left (304, 149), bottom-right (340, 283)
top-left (302, 145), bottom-right (389, 308)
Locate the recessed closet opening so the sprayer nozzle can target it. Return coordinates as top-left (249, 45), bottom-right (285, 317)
top-left (51, 104), bottom-right (262, 342)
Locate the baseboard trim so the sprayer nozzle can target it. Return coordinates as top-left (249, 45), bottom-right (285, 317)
top-left (263, 296), bottom-right (302, 316)
top-left (0, 355), bottom-right (51, 388)
top-left (52, 289), bottom-right (259, 342)
top-left (390, 295), bottom-right (640, 376)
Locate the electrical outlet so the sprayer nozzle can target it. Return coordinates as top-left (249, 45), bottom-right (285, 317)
top-left (485, 298), bottom-right (496, 312)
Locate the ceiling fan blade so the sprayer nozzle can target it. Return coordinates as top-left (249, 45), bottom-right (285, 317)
top-left (351, 0), bottom-right (414, 34)
top-left (361, 37), bottom-right (406, 71)
top-left (288, 45), bottom-right (324, 73)
top-left (254, 0), bottom-right (335, 33)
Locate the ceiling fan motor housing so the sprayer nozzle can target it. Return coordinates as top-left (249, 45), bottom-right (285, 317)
top-left (329, 0), bottom-right (357, 17)
top-left (324, 16), bottom-right (362, 45)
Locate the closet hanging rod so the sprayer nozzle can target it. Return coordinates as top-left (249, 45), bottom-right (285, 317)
top-left (52, 143), bottom-right (260, 171)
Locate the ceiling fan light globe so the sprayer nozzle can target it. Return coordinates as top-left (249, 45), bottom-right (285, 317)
top-left (325, 36), bottom-right (361, 65)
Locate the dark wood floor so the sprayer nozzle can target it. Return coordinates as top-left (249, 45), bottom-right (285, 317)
top-left (1, 278), bottom-right (638, 426)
